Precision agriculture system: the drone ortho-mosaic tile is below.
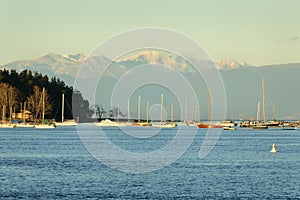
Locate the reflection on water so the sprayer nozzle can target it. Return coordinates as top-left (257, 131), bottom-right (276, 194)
top-left (1, 126), bottom-right (300, 199)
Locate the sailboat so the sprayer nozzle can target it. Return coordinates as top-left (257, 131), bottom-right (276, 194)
top-left (95, 104), bottom-right (127, 127)
top-left (152, 93), bottom-right (177, 128)
top-left (252, 101), bottom-right (268, 129)
top-left (96, 119), bottom-right (130, 127)
top-left (181, 97), bottom-right (189, 126)
top-left (197, 91), bottom-right (222, 129)
top-left (0, 105), bottom-right (15, 128)
top-left (55, 93), bottom-right (78, 126)
top-left (132, 96), bottom-right (151, 126)
top-left (35, 87), bottom-right (56, 129)
top-left (252, 78), bottom-right (268, 129)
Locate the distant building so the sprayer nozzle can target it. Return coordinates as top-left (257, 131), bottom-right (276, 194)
top-left (13, 110), bottom-right (32, 120)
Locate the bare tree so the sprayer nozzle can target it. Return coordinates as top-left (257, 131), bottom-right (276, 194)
top-left (8, 86), bottom-right (21, 121)
top-left (27, 86), bottom-right (52, 120)
top-left (0, 83), bottom-right (20, 121)
top-left (0, 83), bottom-right (9, 106)
top-left (0, 83), bottom-right (8, 121)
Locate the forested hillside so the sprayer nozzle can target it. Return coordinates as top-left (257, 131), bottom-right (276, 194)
top-left (0, 69), bottom-right (93, 122)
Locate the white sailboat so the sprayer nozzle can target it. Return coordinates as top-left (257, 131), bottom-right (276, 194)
top-left (55, 93), bottom-right (78, 126)
top-left (252, 102), bottom-right (268, 129)
top-left (95, 104), bottom-right (127, 127)
top-left (252, 78), bottom-right (268, 129)
top-left (152, 93), bottom-right (177, 128)
top-left (35, 87), bottom-right (56, 129)
top-left (95, 118), bottom-right (127, 127)
top-left (95, 119), bottom-right (119, 127)
top-left (0, 105), bottom-right (15, 128)
top-left (132, 96), bottom-right (151, 126)
top-left (0, 124), bottom-right (15, 128)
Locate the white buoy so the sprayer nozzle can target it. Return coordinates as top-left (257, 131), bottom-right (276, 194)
top-left (271, 143), bottom-right (276, 153)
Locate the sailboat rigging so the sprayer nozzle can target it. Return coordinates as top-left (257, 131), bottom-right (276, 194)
top-left (152, 93), bottom-right (177, 128)
top-left (132, 95), bottom-right (151, 126)
top-left (198, 91), bottom-right (222, 129)
top-left (55, 93), bottom-right (78, 126)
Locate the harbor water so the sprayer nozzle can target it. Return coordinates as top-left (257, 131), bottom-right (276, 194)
top-left (1, 126), bottom-right (300, 199)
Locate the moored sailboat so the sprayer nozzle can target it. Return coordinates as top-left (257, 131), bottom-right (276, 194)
top-left (132, 96), bottom-right (151, 127)
top-left (1, 105), bottom-right (16, 128)
top-left (152, 93), bottom-right (177, 128)
top-left (252, 78), bottom-right (268, 129)
top-left (55, 93), bottom-right (78, 126)
top-left (95, 119), bottom-right (121, 127)
top-left (197, 91), bottom-right (222, 129)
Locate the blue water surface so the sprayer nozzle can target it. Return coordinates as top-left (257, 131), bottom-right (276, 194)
top-left (1, 126), bottom-right (300, 199)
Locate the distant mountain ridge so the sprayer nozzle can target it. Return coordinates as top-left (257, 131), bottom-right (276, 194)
top-left (1, 51), bottom-right (300, 119)
top-left (2, 53), bottom-right (84, 77)
top-left (2, 51), bottom-right (299, 79)
top-left (117, 50), bottom-right (196, 73)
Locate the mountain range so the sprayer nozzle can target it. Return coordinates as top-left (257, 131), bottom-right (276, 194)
top-left (1, 51), bottom-right (300, 120)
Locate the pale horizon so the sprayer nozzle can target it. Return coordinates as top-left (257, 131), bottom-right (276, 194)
top-left (1, 0), bottom-right (299, 66)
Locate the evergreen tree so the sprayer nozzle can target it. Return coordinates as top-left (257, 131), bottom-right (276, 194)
top-left (0, 69), bottom-right (94, 122)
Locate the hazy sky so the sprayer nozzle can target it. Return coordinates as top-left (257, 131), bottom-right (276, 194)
top-left (1, 0), bottom-right (299, 66)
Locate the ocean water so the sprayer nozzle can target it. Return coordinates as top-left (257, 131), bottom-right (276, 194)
top-left (1, 126), bottom-right (300, 199)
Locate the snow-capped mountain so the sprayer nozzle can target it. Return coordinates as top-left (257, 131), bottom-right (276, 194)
top-left (215, 60), bottom-right (242, 70)
top-left (2, 53), bottom-right (85, 77)
top-left (1, 52), bottom-right (300, 119)
top-left (215, 60), bottom-right (254, 70)
top-left (2, 51), bottom-right (251, 83)
top-left (117, 50), bottom-right (196, 73)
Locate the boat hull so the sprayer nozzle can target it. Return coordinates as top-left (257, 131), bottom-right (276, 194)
top-left (281, 126), bottom-right (297, 130)
top-left (35, 124), bottom-right (56, 129)
top-left (15, 124), bottom-right (35, 128)
top-left (152, 123), bottom-right (177, 128)
top-left (0, 124), bottom-right (16, 128)
top-left (55, 122), bottom-right (78, 126)
top-left (223, 127), bottom-right (236, 130)
top-left (252, 125), bottom-right (268, 129)
top-left (95, 119), bottom-right (128, 127)
top-left (132, 123), bottom-right (152, 127)
top-left (197, 123), bottom-right (222, 129)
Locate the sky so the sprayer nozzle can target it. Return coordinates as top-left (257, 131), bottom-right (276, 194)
top-left (0, 0), bottom-right (299, 66)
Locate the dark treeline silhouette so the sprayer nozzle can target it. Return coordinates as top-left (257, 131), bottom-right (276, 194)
top-left (0, 69), bottom-right (93, 122)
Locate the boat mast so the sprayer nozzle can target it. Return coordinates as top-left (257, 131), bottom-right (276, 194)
top-left (117, 104), bottom-right (120, 122)
top-left (23, 102), bottom-right (26, 124)
top-left (138, 96), bottom-right (141, 123)
top-left (262, 78), bottom-right (266, 123)
top-left (146, 101), bottom-right (149, 123)
top-left (62, 93), bottom-right (65, 123)
top-left (127, 99), bottom-right (130, 122)
top-left (208, 91), bottom-right (211, 123)
top-left (257, 101), bottom-right (260, 122)
top-left (171, 104), bottom-right (174, 122)
top-left (185, 97), bottom-right (188, 122)
top-left (42, 87), bottom-right (45, 123)
top-left (192, 98), bottom-right (195, 122)
top-left (160, 93), bottom-right (163, 123)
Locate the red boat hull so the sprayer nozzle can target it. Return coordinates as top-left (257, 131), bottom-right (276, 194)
top-left (197, 123), bottom-right (222, 128)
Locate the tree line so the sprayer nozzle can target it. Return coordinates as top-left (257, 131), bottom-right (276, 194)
top-left (0, 69), bottom-right (93, 122)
